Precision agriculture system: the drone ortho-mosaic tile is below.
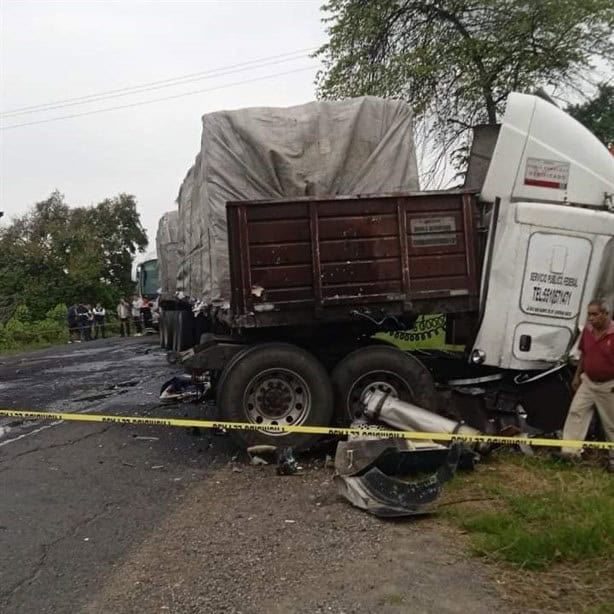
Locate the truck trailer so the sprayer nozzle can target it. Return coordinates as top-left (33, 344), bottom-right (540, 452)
top-left (160, 92), bottom-right (614, 450)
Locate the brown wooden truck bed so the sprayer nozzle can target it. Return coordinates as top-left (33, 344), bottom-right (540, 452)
top-left (226, 190), bottom-right (480, 329)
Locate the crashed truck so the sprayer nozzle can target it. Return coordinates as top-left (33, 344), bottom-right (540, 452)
top-left (157, 93), bottom-right (614, 453)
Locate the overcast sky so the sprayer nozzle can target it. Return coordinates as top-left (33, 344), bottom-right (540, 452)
top-left (0, 0), bottom-right (327, 253)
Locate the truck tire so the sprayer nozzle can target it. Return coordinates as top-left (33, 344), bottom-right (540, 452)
top-left (216, 343), bottom-right (334, 450)
top-left (331, 345), bottom-right (436, 423)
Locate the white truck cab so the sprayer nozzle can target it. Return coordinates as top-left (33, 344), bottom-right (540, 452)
top-left (471, 93), bottom-right (614, 371)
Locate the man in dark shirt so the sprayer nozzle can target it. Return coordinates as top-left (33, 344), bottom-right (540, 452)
top-left (561, 298), bottom-right (614, 471)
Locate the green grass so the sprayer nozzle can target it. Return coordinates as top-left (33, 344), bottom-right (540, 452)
top-left (443, 452), bottom-right (614, 570)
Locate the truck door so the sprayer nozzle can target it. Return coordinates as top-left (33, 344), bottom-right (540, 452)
top-left (472, 201), bottom-right (614, 371)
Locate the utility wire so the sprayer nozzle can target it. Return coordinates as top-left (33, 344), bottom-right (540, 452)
top-left (1, 47), bottom-right (317, 117)
top-left (1, 65), bottom-right (319, 130)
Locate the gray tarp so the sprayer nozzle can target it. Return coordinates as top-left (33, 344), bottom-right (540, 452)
top-left (156, 211), bottom-right (179, 295)
top-left (176, 96), bottom-right (419, 303)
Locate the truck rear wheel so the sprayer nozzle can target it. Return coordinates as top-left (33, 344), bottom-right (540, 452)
top-left (216, 343), bottom-right (334, 450)
top-left (331, 345), bottom-right (436, 423)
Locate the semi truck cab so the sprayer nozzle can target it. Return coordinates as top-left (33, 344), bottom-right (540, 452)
top-left (471, 93), bottom-right (614, 370)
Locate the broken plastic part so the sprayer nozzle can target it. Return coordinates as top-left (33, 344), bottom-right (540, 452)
top-left (334, 444), bottom-right (461, 517)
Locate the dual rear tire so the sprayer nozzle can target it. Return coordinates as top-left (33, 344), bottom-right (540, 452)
top-left (216, 343), bottom-right (435, 450)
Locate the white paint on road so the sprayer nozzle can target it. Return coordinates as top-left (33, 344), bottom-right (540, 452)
top-left (0, 420), bottom-right (63, 448)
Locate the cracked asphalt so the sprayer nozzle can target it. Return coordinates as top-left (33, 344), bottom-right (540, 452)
top-left (0, 336), bottom-right (233, 614)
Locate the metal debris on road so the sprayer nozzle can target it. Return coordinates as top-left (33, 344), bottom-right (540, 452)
top-left (276, 447), bottom-right (300, 475)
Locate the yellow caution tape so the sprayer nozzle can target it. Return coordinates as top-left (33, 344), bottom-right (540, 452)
top-left (0, 408), bottom-right (613, 451)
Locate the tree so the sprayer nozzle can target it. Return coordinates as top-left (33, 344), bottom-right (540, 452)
top-left (315, 0), bottom-right (614, 177)
top-left (0, 191), bottom-right (147, 319)
top-left (567, 83), bottom-right (614, 148)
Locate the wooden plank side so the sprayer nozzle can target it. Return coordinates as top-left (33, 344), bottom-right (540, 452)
top-left (319, 237), bottom-right (400, 262)
top-left (319, 214), bottom-right (398, 240)
top-left (249, 219), bottom-right (310, 244)
top-left (409, 275), bottom-right (470, 293)
top-left (321, 258), bottom-right (401, 285)
top-left (250, 264), bottom-right (312, 288)
top-left (317, 198), bottom-right (398, 217)
top-left (249, 242), bottom-right (311, 267)
top-left (230, 191), bottom-right (480, 324)
top-left (407, 232), bottom-right (465, 256)
top-left (245, 202), bottom-right (308, 221)
top-left (322, 279), bottom-right (403, 298)
top-left (409, 253), bottom-right (468, 279)
top-left (263, 286), bottom-right (315, 303)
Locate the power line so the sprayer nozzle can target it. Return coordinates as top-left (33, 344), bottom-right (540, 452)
top-left (0, 65), bottom-right (320, 130)
top-left (1, 47), bottom-right (317, 117)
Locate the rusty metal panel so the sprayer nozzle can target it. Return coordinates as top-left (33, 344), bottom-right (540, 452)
top-left (226, 190), bottom-right (480, 327)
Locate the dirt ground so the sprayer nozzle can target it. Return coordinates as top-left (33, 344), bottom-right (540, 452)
top-left (83, 461), bottom-right (508, 614)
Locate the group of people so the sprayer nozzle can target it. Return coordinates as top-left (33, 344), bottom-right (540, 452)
top-left (116, 295), bottom-right (154, 337)
top-left (67, 303), bottom-right (107, 343)
top-left (66, 296), bottom-right (155, 342)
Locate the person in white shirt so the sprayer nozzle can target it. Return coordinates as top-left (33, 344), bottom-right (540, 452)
top-left (93, 303), bottom-right (106, 339)
top-left (117, 299), bottom-right (131, 337)
top-left (131, 295), bottom-right (143, 336)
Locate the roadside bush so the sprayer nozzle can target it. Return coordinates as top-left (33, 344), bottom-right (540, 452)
top-left (0, 303), bottom-right (67, 352)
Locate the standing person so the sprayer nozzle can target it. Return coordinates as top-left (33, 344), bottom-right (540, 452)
top-left (67, 304), bottom-right (80, 343)
top-left (76, 303), bottom-right (90, 342)
top-left (86, 304), bottom-right (94, 341)
top-left (131, 295), bottom-right (143, 336)
top-left (117, 298), bottom-right (131, 337)
top-left (140, 296), bottom-right (153, 330)
top-left (93, 303), bottom-right (106, 339)
top-left (560, 299), bottom-right (614, 472)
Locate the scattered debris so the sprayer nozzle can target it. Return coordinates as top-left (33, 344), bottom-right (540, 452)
top-left (151, 465), bottom-right (165, 470)
top-left (159, 374), bottom-right (210, 402)
top-left (276, 447), bottom-right (300, 475)
top-left (134, 436), bottom-right (159, 441)
top-left (247, 444), bottom-right (277, 455)
top-left (247, 444), bottom-right (277, 465)
top-left (284, 519), bottom-right (296, 524)
top-left (232, 466), bottom-right (243, 473)
top-left (327, 390), bottom-right (497, 517)
top-left (334, 441), bottom-right (462, 517)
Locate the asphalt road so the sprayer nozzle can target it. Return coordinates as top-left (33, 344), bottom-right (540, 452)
top-left (0, 336), bottom-right (233, 614)
top-left (0, 337), bottom-right (508, 614)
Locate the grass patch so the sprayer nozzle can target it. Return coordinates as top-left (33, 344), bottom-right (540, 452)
top-left (441, 451), bottom-right (614, 612)
top-left (444, 452), bottom-right (613, 569)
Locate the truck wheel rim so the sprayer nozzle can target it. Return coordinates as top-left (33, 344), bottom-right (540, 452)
top-left (244, 368), bottom-right (312, 434)
top-left (346, 370), bottom-right (413, 420)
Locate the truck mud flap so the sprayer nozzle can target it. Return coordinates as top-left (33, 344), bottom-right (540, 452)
top-left (334, 443), bottom-right (461, 517)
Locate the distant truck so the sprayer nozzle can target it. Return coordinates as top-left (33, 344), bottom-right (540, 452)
top-left (133, 253), bottom-right (160, 330)
top-left (135, 256), bottom-right (159, 301)
top-left (158, 93), bottom-right (614, 450)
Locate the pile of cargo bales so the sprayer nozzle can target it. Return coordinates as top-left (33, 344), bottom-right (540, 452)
top-left (174, 96), bottom-right (420, 305)
top-left (155, 211), bottom-right (179, 298)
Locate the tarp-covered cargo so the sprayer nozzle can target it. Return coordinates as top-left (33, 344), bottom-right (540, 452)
top-left (176, 96), bottom-right (419, 303)
top-left (156, 211), bottom-right (179, 295)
